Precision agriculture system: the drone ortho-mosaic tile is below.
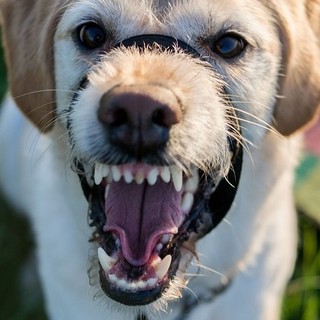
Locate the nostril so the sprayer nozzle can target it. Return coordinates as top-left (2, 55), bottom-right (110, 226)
top-left (108, 108), bottom-right (128, 127)
top-left (98, 85), bottom-right (182, 157)
top-left (152, 109), bottom-right (167, 127)
top-left (152, 105), bottom-right (181, 128)
top-left (98, 93), bottom-right (129, 127)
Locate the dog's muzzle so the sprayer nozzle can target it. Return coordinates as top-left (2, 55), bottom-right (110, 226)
top-left (76, 34), bottom-right (243, 306)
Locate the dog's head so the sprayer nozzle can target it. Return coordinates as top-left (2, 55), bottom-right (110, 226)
top-left (1, 0), bottom-right (320, 312)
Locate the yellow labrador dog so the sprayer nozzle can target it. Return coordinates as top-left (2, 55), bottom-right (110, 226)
top-left (0, 0), bottom-right (319, 319)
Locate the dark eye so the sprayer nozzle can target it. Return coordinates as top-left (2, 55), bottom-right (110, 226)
top-left (211, 34), bottom-right (246, 59)
top-left (78, 23), bottom-right (106, 49)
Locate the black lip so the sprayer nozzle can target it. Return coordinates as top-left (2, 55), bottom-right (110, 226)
top-left (98, 239), bottom-right (182, 306)
top-left (100, 268), bottom-right (165, 306)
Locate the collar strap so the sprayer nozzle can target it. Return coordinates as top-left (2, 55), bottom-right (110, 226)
top-left (117, 34), bottom-right (199, 57)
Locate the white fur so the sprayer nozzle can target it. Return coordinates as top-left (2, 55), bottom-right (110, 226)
top-left (0, 0), bottom-right (300, 319)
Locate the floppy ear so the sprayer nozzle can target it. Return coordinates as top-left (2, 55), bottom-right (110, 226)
top-left (0, 0), bottom-right (68, 132)
top-left (272, 0), bottom-right (320, 136)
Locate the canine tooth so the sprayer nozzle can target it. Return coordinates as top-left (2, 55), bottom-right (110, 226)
top-left (111, 166), bottom-right (121, 182)
top-left (181, 192), bottom-right (194, 213)
top-left (124, 170), bottom-right (134, 184)
top-left (171, 166), bottom-right (183, 192)
top-left (94, 163), bottom-right (104, 185)
top-left (135, 170), bottom-right (145, 184)
top-left (102, 165), bottom-right (110, 178)
top-left (155, 255), bottom-right (172, 279)
top-left (147, 168), bottom-right (158, 185)
top-left (184, 172), bottom-right (199, 193)
top-left (160, 167), bottom-right (171, 183)
top-left (98, 247), bottom-right (115, 271)
top-left (147, 278), bottom-right (157, 287)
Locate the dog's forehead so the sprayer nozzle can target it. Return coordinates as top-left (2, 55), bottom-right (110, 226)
top-left (61, 0), bottom-right (275, 44)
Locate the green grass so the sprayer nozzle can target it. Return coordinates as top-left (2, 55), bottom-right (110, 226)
top-left (0, 195), bottom-right (47, 320)
top-left (282, 215), bottom-right (320, 320)
top-left (0, 39), bottom-right (319, 320)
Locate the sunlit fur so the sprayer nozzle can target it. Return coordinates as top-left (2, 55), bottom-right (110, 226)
top-left (0, 0), bottom-right (320, 319)
top-left (69, 47), bottom-right (231, 176)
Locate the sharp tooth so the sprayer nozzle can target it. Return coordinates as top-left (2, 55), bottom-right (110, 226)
top-left (170, 166), bottom-right (183, 192)
top-left (181, 192), bottom-right (194, 213)
top-left (118, 279), bottom-right (129, 290)
top-left (137, 280), bottom-right (148, 289)
top-left (124, 169), bottom-right (133, 184)
top-left (147, 168), bottom-right (158, 185)
top-left (102, 165), bottom-right (110, 178)
top-left (184, 171), bottom-right (199, 193)
top-left (111, 166), bottom-right (121, 182)
top-left (130, 281), bottom-right (139, 291)
top-left (94, 163), bottom-right (104, 185)
top-left (147, 278), bottom-right (157, 287)
top-left (135, 170), bottom-right (145, 184)
top-left (98, 247), bottom-right (115, 271)
top-left (160, 167), bottom-right (171, 183)
top-left (155, 255), bottom-right (172, 279)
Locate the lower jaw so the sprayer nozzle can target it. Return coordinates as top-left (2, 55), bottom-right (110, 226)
top-left (98, 255), bottom-right (181, 306)
top-left (100, 270), bottom-right (167, 306)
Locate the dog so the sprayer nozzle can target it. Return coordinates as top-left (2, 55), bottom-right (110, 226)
top-left (0, 0), bottom-right (319, 319)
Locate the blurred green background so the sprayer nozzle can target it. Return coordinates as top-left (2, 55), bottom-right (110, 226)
top-left (0, 38), bottom-right (319, 320)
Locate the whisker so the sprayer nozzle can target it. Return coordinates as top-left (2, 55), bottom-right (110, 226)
top-left (183, 273), bottom-right (207, 278)
top-left (192, 261), bottom-right (228, 281)
top-left (228, 113), bottom-right (281, 138)
top-left (182, 284), bottom-right (200, 302)
top-left (221, 218), bottom-right (243, 251)
top-left (13, 88), bottom-right (77, 100)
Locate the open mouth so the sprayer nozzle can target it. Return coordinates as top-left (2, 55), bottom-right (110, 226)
top-left (75, 109), bottom-right (243, 306)
top-left (78, 162), bottom-right (202, 306)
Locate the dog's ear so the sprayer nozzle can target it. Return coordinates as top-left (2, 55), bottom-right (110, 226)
top-left (272, 0), bottom-right (320, 136)
top-left (0, 0), bottom-right (67, 132)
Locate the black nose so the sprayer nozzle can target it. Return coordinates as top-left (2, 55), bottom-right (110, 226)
top-left (98, 85), bottom-right (182, 157)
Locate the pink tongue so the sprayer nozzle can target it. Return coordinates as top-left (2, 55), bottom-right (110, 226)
top-left (104, 179), bottom-right (183, 266)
